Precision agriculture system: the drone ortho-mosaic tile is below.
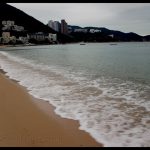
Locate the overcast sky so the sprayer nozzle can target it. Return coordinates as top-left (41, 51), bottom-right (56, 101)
top-left (9, 3), bottom-right (150, 36)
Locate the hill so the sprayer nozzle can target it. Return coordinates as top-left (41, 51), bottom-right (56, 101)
top-left (0, 3), bottom-right (73, 43)
top-left (0, 3), bottom-right (149, 43)
top-left (143, 35), bottom-right (150, 41)
top-left (68, 25), bottom-right (148, 42)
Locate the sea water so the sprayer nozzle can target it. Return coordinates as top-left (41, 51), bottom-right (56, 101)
top-left (0, 42), bottom-right (150, 147)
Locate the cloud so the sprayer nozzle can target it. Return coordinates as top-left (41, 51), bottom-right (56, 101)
top-left (8, 3), bottom-right (150, 35)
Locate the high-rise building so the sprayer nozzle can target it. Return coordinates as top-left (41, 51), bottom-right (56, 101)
top-left (53, 21), bottom-right (61, 32)
top-left (48, 20), bottom-right (54, 29)
top-left (48, 20), bottom-right (61, 32)
top-left (48, 19), bottom-right (68, 34)
top-left (61, 19), bottom-right (68, 35)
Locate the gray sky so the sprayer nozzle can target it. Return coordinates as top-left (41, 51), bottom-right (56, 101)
top-left (9, 3), bottom-right (150, 36)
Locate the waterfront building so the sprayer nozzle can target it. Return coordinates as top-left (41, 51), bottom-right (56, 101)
top-left (9, 36), bottom-right (16, 44)
top-left (2, 32), bottom-right (11, 43)
top-left (48, 33), bottom-right (57, 42)
top-left (28, 32), bottom-right (46, 41)
top-left (18, 37), bottom-right (28, 44)
top-left (61, 19), bottom-right (68, 35)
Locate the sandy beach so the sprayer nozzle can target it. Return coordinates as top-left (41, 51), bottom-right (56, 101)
top-left (0, 45), bottom-right (7, 48)
top-left (0, 70), bottom-right (102, 147)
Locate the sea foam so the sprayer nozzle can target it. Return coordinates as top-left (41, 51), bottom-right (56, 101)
top-left (0, 51), bottom-right (150, 147)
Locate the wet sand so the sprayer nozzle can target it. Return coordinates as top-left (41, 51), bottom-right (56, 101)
top-left (0, 71), bottom-right (102, 147)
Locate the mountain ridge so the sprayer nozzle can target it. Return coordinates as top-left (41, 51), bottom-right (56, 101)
top-left (0, 3), bottom-right (73, 43)
top-left (0, 3), bottom-right (149, 43)
top-left (68, 25), bottom-right (150, 42)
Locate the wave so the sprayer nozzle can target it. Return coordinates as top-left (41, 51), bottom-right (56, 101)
top-left (0, 51), bottom-right (150, 147)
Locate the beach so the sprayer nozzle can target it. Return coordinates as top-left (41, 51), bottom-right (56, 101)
top-left (0, 43), bottom-right (149, 147)
top-left (0, 70), bottom-right (102, 147)
top-left (0, 45), bottom-right (7, 48)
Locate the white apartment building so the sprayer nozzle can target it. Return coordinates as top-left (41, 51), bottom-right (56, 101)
top-left (9, 36), bottom-right (16, 44)
top-left (48, 20), bottom-right (61, 32)
top-left (95, 29), bottom-right (101, 32)
top-left (2, 20), bottom-right (15, 26)
top-left (108, 34), bottom-right (114, 38)
top-left (48, 33), bottom-right (57, 42)
top-left (74, 29), bottom-right (88, 33)
top-left (7, 21), bottom-right (15, 26)
top-left (48, 20), bottom-right (54, 29)
top-left (2, 26), bottom-right (11, 31)
top-left (89, 29), bottom-right (101, 33)
top-left (1, 32), bottom-right (17, 44)
top-left (13, 25), bottom-right (24, 31)
top-left (2, 32), bottom-right (11, 43)
top-left (19, 37), bottom-right (28, 44)
top-left (2, 20), bottom-right (24, 32)
top-left (53, 21), bottom-right (61, 32)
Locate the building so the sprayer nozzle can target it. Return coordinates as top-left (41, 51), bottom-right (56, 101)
top-left (89, 29), bottom-right (101, 33)
top-left (48, 19), bottom-right (69, 34)
top-left (53, 21), bottom-right (61, 32)
top-left (61, 19), bottom-right (68, 35)
top-left (12, 25), bottom-right (24, 32)
top-left (2, 20), bottom-right (14, 26)
top-left (1, 32), bottom-right (28, 44)
top-left (48, 33), bottom-right (57, 43)
top-left (2, 21), bottom-right (7, 25)
top-left (9, 36), bottom-right (16, 44)
top-left (2, 32), bottom-right (11, 44)
top-left (48, 20), bottom-right (54, 29)
top-left (2, 20), bottom-right (24, 32)
top-left (108, 34), bottom-right (114, 38)
top-left (2, 26), bottom-right (11, 31)
top-left (95, 29), bottom-right (101, 33)
top-left (27, 32), bottom-right (46, 41)
top-left (48, 20), bottom-right (61, 32)
top-left (74, 29), bottom-right (88, 33)
top-left (27, 32), bottom-right (57, 43)
top-left (18, 37), bottom-right (28, 44)
top-left (68, 26), bottom-right (73, 33)
top-left (7, 20), bottom-right (15, 26)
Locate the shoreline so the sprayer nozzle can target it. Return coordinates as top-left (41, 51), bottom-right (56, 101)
top-left (1, 41), bottom-right (150, 49)
top-left (0, 69), bottom-right (102, 147)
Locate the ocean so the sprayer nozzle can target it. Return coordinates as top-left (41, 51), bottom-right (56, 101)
top-left (0, 42), bottom-right (150, 147)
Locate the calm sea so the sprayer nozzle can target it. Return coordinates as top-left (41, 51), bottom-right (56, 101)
top-left (0, 42), bottom-right (150, 147)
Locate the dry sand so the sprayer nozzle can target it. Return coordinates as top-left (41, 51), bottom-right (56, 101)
top-left (0, 71), bottom-right (102, 147)
top-left (0, 45), bottom-right (7, 48)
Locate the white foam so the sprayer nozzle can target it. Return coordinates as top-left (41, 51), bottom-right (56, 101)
top-left (0, 51), bottom-right (150, 147)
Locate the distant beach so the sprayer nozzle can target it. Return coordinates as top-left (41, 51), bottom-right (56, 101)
top-left (0, 45), bottom-right (7, 48)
